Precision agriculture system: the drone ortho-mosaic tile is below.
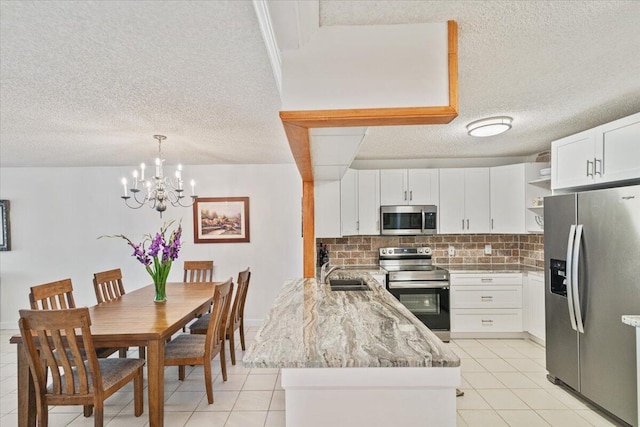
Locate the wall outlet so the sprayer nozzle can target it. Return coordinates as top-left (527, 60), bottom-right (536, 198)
top-left (484, 244), bottom-right (492, 255)
top-left (448, 246), bottom-right (455, 256)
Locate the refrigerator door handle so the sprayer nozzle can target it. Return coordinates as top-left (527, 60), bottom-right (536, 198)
top-left (566, 224), bottom-right (578, 331)
top-left (572, 224), bottom-right (585, 333)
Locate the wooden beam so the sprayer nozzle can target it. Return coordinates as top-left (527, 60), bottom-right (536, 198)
top-left (280, 21), bottom-right (459, 278)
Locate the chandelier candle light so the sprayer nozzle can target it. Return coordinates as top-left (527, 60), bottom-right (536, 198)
top-left (121, 135), bottom-right (198, 216)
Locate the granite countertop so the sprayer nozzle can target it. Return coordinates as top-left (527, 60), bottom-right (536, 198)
top-left (438, 264), bottom-right (543, 274)
top-left (622, 316), bottom-right (640, 328)
top-left (243, 272), bottom-right (460, 369)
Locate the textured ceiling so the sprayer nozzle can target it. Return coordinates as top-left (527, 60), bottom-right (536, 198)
top-left (1, 1), bottom-right (640, 168)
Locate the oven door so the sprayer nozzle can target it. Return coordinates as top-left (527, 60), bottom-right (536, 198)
top-left (387, 286), bottom-right (450, 332)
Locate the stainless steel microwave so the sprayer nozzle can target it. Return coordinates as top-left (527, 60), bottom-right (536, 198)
top-left (380, 205), bottom-right (437, 236)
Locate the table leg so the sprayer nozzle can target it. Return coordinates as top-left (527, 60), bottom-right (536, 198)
top-left (17, 343), bottom-right (36, 427)
top-left (147, 338), bottom-right (165, 427)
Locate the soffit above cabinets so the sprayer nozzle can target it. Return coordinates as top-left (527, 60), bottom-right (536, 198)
top-left (310, 127), bottom-right (367, 181)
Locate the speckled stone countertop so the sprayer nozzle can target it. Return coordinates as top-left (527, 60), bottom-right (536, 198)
top-left (438, 264), bottom-right (543, 274)
top-left (243, 273), bottom-right (460, 369)
top-left (622, 316), bottom-right (640, 328)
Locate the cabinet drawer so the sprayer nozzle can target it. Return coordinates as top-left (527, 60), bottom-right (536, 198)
top-left (451, 286), bottom-right (522, 309)
top-left (451, 309), bottom-right (523, 332)
top-left (450, 273), bottom-right (522, 286)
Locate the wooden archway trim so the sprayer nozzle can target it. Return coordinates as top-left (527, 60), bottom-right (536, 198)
top-left (281, 20), bottom-right (459, 278)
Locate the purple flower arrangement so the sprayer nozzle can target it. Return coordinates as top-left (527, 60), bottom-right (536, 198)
top-left (102, 221), bottom-right (182, 302)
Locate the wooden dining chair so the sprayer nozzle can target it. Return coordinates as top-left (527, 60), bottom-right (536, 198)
top-left (164, 278), bottom-right (233, 404)
top-left (190, 268), bottom-right (251, 365)
top-left (183, 260), bottom-right (214, 283)
top-left (18, 307), bottom-right (145, 427)
top-left (92, 269), bottom-right (145, 359)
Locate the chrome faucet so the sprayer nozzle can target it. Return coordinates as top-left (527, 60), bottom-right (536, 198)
top-left (320, 262), bottom-right (341, 284)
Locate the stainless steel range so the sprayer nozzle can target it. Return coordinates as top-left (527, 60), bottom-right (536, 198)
top-left (379, 247), bottom-right (450, 342)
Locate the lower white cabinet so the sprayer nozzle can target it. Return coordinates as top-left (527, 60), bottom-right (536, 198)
top-left (524, 272), bottom-right (545, 343)
top-left (450, 273), bottom-right (523, 335)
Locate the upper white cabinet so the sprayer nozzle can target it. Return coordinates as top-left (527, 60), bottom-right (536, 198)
top-left (552, 112), bottom-right (640, 190)
top-left (341, 169), bottom-right (380, 236)
top-left (380, 169), bottom-right (439, 206)
top-left (490, 164), bottom-right (525, 234)
top-left (315, 180), bottom-right (342, 238)
top-left (439, 168), bottom-right (491, 234)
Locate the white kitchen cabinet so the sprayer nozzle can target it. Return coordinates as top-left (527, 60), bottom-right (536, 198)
top-left (340, 169), bottom-right (380, 236)
top-left (450, 273), bottom-right (523, 336)
top-left (490, 164), bottom-right (525, 234)
top-left (380, 169), bottom-right (439, 206)
top-left (524, 272), bottom-right (545, 344)
top-left (439, 168), bottom-right (490, 234)
top-left (552, 112), bottom-right (640, 190)
top-left (314, 180), bottom-right (342, 238)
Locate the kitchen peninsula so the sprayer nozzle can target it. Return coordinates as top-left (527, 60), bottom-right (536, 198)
top-left (243, 272), bottom-right (460, 427)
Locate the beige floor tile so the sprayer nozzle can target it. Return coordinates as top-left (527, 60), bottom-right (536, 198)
top-left (265, 410), bottom-right (286, 427)
top-left (224, 410), bottom-right (268, 427)
top-left (464, 346), bottom-right (499, 359)
top-left (158, 411), bottom-right (192, 426)
top-left (270, 390), bottom-right (285, 410)
top-left (251, 367), bottom-right (280, 375)
top-left (456, 412), bottom-right (470, 427)
top-left (497, 409), bottom-right (551, 426)
top-left (242, 374), bottom-right (278, 390)
top-left (488, 347), bottom-right (529, 359)
top-left (476, 358), bottom-right (518, 373)
top-left (477, 389), bottom-right (529, 410)
top-left (463, 372), bottom-right (506, 389)
top-left (164, 391), bottom-right (206, 412)
top-left (275, 374), bottom-right (284, 391)
top-left (41, 412), bottom-right (82, 427)
top-left (212, 374), bottom-right (247, 391)
top-left (512, 389), bottom-right (569, 410)
top-left (195, 390), bottom-right (239, 412)
top-left (574, 408), bottom-right (624, 427)
top-left (524, 372), bottom-right (559, 389)
top-left (493, 372), bottom-right (540, 389)
top-left (504, 358), bottom-right (547, 373)
top-left (458, 409), bottom-right (509, 427)
top-left (461, 358), bottom-right (488, 373)
top-left (184, 410), bottom-right (229, 426)
top-left (537, 409), bottom-right (596, 427)
top-left (233, 390), bottom-right (273, 411)
top-left (543, 387), bottom-right (591, 410)
top-left (456, 389), bottom-right (492, 410)
top-left (455, 339), bottom-right (486, 348)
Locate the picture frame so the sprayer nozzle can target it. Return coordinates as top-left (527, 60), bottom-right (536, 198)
top-left (0, 200), bottom-right (10, 251)
top-left (193, 197), bottom-right (250, 244)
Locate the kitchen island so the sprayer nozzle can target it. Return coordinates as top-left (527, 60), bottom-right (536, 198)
top-left (243, 272), bottom-right (460, 427)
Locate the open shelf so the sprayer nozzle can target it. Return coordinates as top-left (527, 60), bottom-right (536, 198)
top-left (529, 176), bottom-right (551, 186)
top-left (527, 205), bottom-right (544, 210)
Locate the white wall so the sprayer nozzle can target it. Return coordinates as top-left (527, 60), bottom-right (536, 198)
top-left (0, 164), bottom-right (303, 329)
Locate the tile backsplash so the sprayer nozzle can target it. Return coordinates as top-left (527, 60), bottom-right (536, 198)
top-left (317, 234), bottom-right (544, 268)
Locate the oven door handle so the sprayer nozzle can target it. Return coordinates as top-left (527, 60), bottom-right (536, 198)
top-left (389, 281), bottom-right (450, 289)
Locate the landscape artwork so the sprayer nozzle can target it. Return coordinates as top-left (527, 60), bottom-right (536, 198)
top-left (193, 197), bottom-right (250, 244)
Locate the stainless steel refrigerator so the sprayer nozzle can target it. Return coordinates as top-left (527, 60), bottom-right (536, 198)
top-left (545, 184), bottom-right (639, 426)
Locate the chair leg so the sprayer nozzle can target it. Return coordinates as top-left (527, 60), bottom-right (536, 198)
top-left (134, 367), bottom-right (144, 416)
top-left (220, 345), bottom-right (228, 382)
top-left (119, 348), bottom-right (127, 358)
top-left (240, 320), bottom-right (246, 351)
top-left (84, 404), bottom-right (93, 417)
top-left (138, 346), bottom-right (146, 359)
top-left (93, 401), bottom-right (104, 427)
top-left (178, 365), bottom-right (186, 381)
top-left (229, 331), bottom-right (236, 365)
top-left (204, 361), bottom-right (214, 404)
top-left (36, 396), bottom-right (48, 427)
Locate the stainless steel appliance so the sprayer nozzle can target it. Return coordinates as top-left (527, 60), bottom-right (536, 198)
top-left (379, 247), bottom-right (450, 341)
top-left (545, 185), bottom-right (639, 426)
top-left (380, 205), bottom-right (437, 236)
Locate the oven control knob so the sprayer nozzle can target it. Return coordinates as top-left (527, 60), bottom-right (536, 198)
top-left (381, 249), bottom-right (387, 255)
top-left (388, 249), bottom-right (393, 255)
top-left (418, 248), bottom-right (423, 254)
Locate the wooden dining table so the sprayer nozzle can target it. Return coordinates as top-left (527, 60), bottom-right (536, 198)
top-left (10, 281), bottom-right (218, 427)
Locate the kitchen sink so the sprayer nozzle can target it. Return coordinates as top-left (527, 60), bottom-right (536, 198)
top-left (328, 278), bottom-right (371, 291)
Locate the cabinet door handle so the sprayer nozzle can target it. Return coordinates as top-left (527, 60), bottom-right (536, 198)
top-left (481, 319), bottom-right (494, 325)
top-left (481, 296), bottom-right (493, 301)
top-left (481, 278), bottom-right (493, 282)
top-left (462, 219), bottom-right (465, 230)
top-left (586, 160), bottom-right (594, 177)
top-left (466, 219), bottom-right (470, 229)
top-left (409, 190), bottom-right (413, 201)
top-left (491, 219), bottom-right (494, 230)
top-left (356, 220), bottom-right (359, 231)
top-left (404, 191), bottom-right (407, 201)
top-left (595, 158), bottom-right (602, 176)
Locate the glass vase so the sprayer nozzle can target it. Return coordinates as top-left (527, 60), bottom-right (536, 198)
top-left (154, 276), bottom-right (167, 303)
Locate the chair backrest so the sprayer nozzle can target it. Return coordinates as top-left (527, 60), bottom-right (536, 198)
top-left (29, 279), bottom-right (76, 310)
top-left (183, 261), bottom-right (214, 283)
top-left (18, 307), bottom-right (101, 400)
top-left (205, 278), bottom-right (233, 356)
top-left (93, 268), bottom-right (126, 303)
top-left (229, 268), bottom-right (251, 333)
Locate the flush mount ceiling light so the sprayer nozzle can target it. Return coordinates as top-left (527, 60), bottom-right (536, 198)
top-left (466, 116), bottom-right (513, 137)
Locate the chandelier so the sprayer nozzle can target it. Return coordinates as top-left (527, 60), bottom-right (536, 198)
top-left (121, 135), bottom-right (197, 216)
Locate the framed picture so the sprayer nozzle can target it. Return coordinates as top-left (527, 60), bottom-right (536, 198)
top-left (0, 200), bottom-right (10, 251)
top-left (193, 197), bottom-right (250, 244)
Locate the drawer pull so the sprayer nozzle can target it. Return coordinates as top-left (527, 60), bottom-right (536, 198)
top-left (481, 296), bottom-right (493, 301)
top-left (481, 319), bottom-right (494, 325)
top-left (481, 278), bottom-right (493, 282)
